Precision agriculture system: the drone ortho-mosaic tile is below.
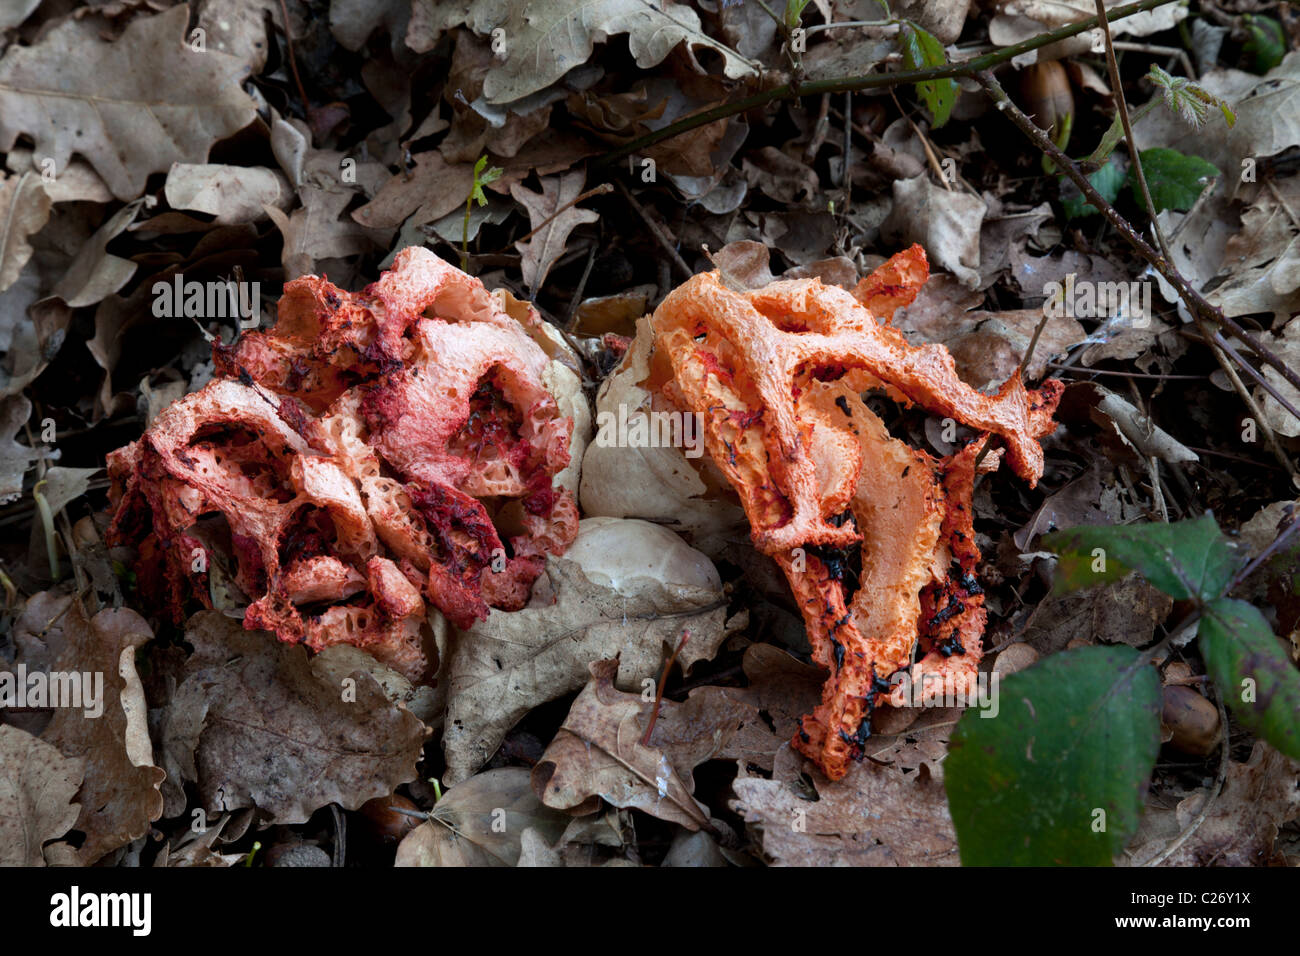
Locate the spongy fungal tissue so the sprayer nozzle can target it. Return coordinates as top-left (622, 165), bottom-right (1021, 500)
top-left (649, 245), bottom-right (1063, 780)
top-left (107, 248), bottom-right (580, 682)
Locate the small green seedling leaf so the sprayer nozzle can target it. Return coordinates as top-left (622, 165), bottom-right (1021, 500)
top-left (898, 20), bottom-right (955, 128)
top-left (784, 0), bottom-right (812, 32)
top-left (462, 155), bottom-right (504, 269)
top-left (945, 645), bottom-right (1162, 865)
top-left (1061, 155), bottom-right (1125, 219)
top-left (1044, 513), bottom-right (1238, 602)
top-left (1199, 598), bottom-right (1300, 760)
top-left (1146, 65), bottom-right (1236, 131)
top-left (1128, 147), bottom-right (1219, 214)
top-left (470, 155), bottom-right (503, 207)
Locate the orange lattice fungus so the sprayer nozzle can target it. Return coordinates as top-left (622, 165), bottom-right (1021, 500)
top-left (652, 244), bottom-right (1062, 780)
top-left (107, 248), bottom-right (580, 681)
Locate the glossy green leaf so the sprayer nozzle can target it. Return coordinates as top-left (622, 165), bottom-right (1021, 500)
top-left (1199, 598), bottom-right (1300, 760)
top-left (946, 646), bottom-right (1162, 865)
top-left (898, 20), bottom-right (955, 128)
top-left (1044, 513), bottom-right (1239, 602)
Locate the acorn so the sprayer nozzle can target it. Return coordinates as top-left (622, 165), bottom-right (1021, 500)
top-left (1161, 685), bottom-right (1222, 756)
top-left (359, 793), bottom-right (421, 845)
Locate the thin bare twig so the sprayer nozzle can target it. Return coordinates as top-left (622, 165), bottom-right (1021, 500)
top-left (614, 181), bottom-right (693, 280)
top-left (591, 0), bottom-right (1182, 171)
top-left (975, 71), bottom-right (1300, 401)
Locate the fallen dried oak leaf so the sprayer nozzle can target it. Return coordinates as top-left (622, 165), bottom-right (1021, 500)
top-left (395, 767), bottom-right (569, 867)
top-left (0, 724), bottom-right (84, 866)
top-left (160, 612), bottom-right (428, 825)
top-left (40, 605), bottom-right (164, 865)
top-left (531, 658), bottom-right (750, 830)
top-left (0, 5), bottom-right (258, 201)
top-left (442, 554), bottom-right (736, 784)
top-left (729, 746), bottom-right (959, 866)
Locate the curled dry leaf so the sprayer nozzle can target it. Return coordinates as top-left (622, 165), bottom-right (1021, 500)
top-left (1205, 176), bottom-right (1300, 322)
top-left (442, 518), bottom-right (739, 783)
top-left (579, 315), bottom-right (749, 558)
top-left (160, 612), bottom-right (428, 825)
top-left (0, 172), bottom-right (51, 294)
top-left (532, 658), bottom-right (750, 830)
top-left (352, 152), bottom-right (474, 231)
top-left (266, 146), bottom-right (381, 278)
top-left (0, 724), bottom-right (84, 866)
top-left (882, 175), bottom-right (986, 288)
top-left (164, 163), bottom-right (294, 224)
top-left (40, 605), bottom-right (165, 865)
top-left (1253, 317), bottom-right (1300, 438)
top-left (395, 767), bottom-right (569, 867)
top-left (729, 746), bottom-right (959, 866)
top-left (50, 200), bottom-right (143, 308)
top-left (0, 394), bottom-right (37, 502)
top-left (0, 5), bottom-right (259, 201)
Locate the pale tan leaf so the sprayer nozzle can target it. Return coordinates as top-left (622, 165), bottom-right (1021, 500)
top-left (442, 551), bottom-right (734, 784)
top-left (0, 725), bottom-right (84, 866)
top-left (444, 0), bottom-right (758, 104)
top-left (395, 767), bottom-right (569, 867)
top-left (164, 163), bottom-right (293, 224)
top-left (0, 172), bottom-right (51, 293)
top-left (0, 5), bottom-right (259, 201)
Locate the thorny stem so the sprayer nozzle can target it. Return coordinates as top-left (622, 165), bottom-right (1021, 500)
top-left (1229, 508), bottom-right (1300, 593)
top-left (975, 70), bottom-right (1300, 404)
top-left (1194, 315), bottom-right (1296, 478)
top-left (591, 0), bottom-right (1180, 171)
top-left (1093, 0), bottom-right (1173, 265)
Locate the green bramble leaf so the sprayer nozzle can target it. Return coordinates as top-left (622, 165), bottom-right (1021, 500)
top-left (1044, 513), bottom-right (1239, 602)
top-left (1128, 147), bottom-right (1219, 214)
top-left (898, 20), bottom-right (955, 128)
top-left (1242, 15), bottom-right (1285, 75)
top-left (1061, 155), bottom-right (1125, 219)
top-left (945, 646), bottom-right (1162, 865)
top-left (1199, 598), bottom-right (1300, 760)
